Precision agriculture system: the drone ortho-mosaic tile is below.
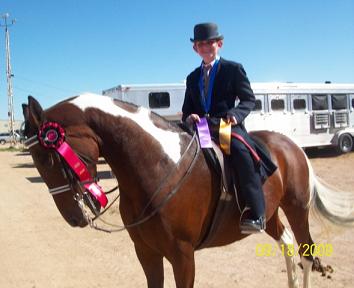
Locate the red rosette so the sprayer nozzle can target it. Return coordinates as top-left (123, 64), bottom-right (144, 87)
top-left (38, 122), bottom-right (65, 149)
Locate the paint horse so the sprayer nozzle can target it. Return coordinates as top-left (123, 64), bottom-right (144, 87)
top-left (23, 93), bottom-right (354, 288)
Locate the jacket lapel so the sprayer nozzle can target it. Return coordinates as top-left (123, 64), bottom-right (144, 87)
top-left (192, 67), bottom-right (205, 111)
top-left (209, 58), bottom-right (223, 111)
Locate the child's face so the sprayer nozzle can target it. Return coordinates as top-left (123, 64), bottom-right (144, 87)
top-left (193, 39), bottom-right (223, 64)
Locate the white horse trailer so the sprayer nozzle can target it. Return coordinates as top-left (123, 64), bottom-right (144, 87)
top-left (247, 83), bottom-right (354, 153)
top-left (102, 83), bottom-right (186, 121)
top-left (102, 82), bottom-right (354, 153)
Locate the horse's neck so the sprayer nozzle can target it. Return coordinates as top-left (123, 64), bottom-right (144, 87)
top-left (88, 110), bottom-right (183, 197)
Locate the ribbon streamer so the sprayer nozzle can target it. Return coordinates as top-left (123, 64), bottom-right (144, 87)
top-left (57, 142), bottom-right (108, 207)
top-left (196, 117), bottom-right (213, 148)
top-left (219, 118), bottom-right (231, 155)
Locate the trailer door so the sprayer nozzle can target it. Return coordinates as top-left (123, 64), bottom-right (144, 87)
top-left (245, 94), bottom-right (267, 131)
top-left (289, 94), bottom-right (310, 145)
top-left (266, 94), bottom-right (290, 135)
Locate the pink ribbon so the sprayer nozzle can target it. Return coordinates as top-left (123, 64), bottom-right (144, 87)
top-left (57, 142), bottom-right (92, 180)
top-left (84, 183), bottom-right (107, 207)
top-left (57, 142), bottom-right (108, 207)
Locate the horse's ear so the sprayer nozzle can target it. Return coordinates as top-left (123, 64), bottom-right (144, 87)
top-left (22, 103), bottom-right (29, 121)
top-left (27, 95), bottom-right (43, 128)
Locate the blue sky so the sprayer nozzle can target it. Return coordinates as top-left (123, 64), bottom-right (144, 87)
top-left (0, 0), bottom-right (353, 120)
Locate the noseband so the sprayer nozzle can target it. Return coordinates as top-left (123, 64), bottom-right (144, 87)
top-left (24, 122), bottom-right (108, 213)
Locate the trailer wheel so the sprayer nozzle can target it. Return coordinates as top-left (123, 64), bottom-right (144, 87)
top-left (337, 134), bottom-right (353, 154)
top-left (0, 139), bottom-right (5, 145)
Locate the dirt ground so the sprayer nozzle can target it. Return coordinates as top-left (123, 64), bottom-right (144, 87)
top-left (1, 146), bottom-right (354, 288)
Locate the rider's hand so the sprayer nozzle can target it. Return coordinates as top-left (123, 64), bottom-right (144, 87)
top-left (186, 114), bottom-right (201, 124)
top-left (226, 115), bottom-right (238, 126)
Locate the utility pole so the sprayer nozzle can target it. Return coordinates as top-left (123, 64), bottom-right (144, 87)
top-left (1, 13), bottom-right (16, 146)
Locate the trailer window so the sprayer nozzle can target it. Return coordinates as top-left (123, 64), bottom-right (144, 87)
top-left (271, 99), bottom-right (285, 111)
top-left (352, 98), bottom-right (354, 109)
top-left (311, 94), bottom-right (328, 110)
top-left (253, 99), bottom-right (263, 111)
top-left (293, 99), bottom-right (306, 110)
top-left (148, 92), bottom-right (170, 109)
top-left (331, 94), bottom-right (347, 110)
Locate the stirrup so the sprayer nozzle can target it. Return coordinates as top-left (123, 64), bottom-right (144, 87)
top-left (240, 216), bottom-right (266, 234)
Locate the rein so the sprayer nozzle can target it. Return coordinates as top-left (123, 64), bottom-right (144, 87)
top-left (83, 131), bottom-right (200, 233)
top-left (25, 121), bottom-right (200, 233)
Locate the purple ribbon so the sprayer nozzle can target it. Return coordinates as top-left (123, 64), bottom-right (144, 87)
top-left (196, 117), bottom-right (212, 148)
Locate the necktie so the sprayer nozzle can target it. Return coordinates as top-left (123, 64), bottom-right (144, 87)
top-left (203, 64), bottom-right (212, 97)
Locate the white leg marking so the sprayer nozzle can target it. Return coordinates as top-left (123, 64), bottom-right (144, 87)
top-left (301, 257), bottom-right (312, 288)
top-left (277, 228), bottom-right (300, 288)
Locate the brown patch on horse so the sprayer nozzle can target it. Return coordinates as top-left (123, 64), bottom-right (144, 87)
top-left (83, 107), bottom-right (177, 195)
top-left (45, 100), bottom-right (86, 126)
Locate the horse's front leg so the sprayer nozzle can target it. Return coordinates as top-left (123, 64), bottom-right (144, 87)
top-left (168, 240), bottom-right (195, 288)
top-left (134, 242), bottom-right (164, 288)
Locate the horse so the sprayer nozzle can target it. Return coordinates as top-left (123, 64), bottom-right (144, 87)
top-left (22, 93), bottom-right (354, 288)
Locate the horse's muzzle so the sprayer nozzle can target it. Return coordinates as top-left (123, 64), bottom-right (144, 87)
top-left (68, 216), bottom-right (88, 227)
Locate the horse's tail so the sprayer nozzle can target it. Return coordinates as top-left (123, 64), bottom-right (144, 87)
top-left (306, 155), bottom-right (354, 226)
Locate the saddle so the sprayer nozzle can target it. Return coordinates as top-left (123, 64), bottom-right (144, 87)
top-left (177, 122), bottom-right (276, 248)
top-left (197, 135), bottom-right (276, 249)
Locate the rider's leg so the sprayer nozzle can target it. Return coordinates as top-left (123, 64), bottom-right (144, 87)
top-left (230, 136), bottom-right (265, 233)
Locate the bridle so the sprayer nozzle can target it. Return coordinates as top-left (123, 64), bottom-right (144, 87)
top-left (24, 122), bottom-right (110, 215)
top-left (25, 121), bottom-right (201, 233)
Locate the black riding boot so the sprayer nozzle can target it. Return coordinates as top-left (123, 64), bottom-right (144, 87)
top-left (231, 139), bottom-right (266, 233)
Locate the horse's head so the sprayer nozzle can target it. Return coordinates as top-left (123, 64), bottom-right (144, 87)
top-left (23, 96), bottom-right (102, 227)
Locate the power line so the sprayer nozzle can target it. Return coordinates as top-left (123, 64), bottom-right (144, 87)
top-left (14, 74), bottom-right (80, 94)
